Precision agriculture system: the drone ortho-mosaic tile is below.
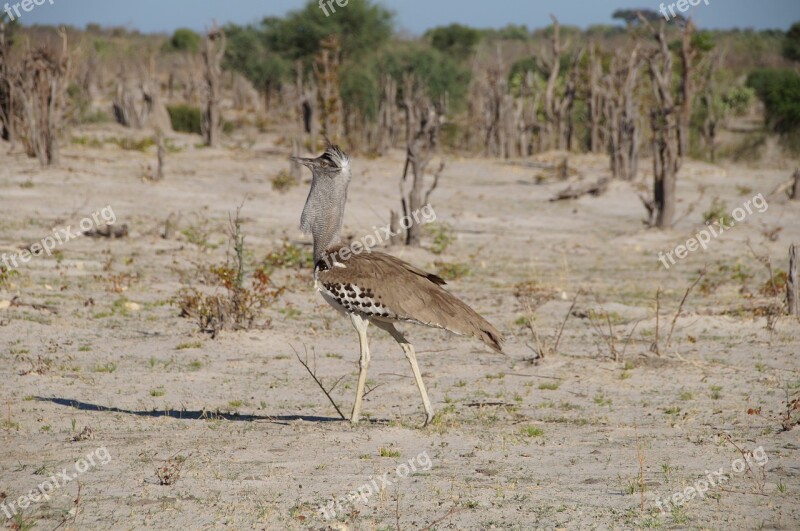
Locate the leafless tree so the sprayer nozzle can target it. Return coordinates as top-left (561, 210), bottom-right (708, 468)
top-left (587, 42), bottom-right (606, 153)
top-left (314, 34), bottom-right (343, 143)
top-left (377, 72), bottom-right (398, 155)
top-left (640, 17), bottom-right (697, 228)
top-left (605, 43), bottom-right (642, 181)
top-left (7, 28), bottom-right (71, 166)
top-left (201, 24), bottom-right (225, 147)
top-left (393, 74), bottom-right (446, 246)
top-left (0, 18), bottom-right (15, 143)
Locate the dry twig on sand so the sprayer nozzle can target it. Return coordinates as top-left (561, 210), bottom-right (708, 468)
top-left (291, 343), bottom-right (346, 420)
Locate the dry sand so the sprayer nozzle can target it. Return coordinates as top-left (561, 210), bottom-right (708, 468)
top-left (1, 124), bottom-right (799, 529)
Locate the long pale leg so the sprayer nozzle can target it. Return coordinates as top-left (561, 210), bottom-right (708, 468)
top-left (350, 313), bottom-right (370, 424)
top-left (373, 321), bottom-right (434, 426)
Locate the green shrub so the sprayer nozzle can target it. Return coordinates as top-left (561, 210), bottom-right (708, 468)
top-left (165, 28), bottom-right (201, 53)
top-left (746, 68), bottom-right (800, 135)
top-left (167, 104), bottom-right (202, 135)
top-left (425, 24), bottom-right (483, 62)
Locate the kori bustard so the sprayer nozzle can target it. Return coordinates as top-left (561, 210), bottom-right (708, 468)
top-left (295, 144), bottom-right (503, 426)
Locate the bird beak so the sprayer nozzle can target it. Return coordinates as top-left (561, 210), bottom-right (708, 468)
top-left (291, 157), bottom-right (315, 168)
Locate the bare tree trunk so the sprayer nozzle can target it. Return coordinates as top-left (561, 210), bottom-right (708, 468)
top-left (642, 17), bottom-right (693, 229)
top-left (9, 28), bottom-right (71, 166)
top-left (201, 25), bottom-right (225, 147)
top-left (677, 20), bottom-right (697, 161)
top-left (789, 243), bottom-right (798, 316)
top-left (542, 14), bottom-right (561, 151)
top-left (314, 34), bottom-right (343, 143)
top-left (587, 43), bottom-right (604, 153)
top-left (397, 74), bottom-right (445, 246)
top-left (0, 19), bottom-right (15, 143)
top-left (152, 129), bottom-right (165, 181)
top-left (606, 44), bottom-right (642, 181)
top-left (700, 51), bottom-right (723, 162)
top-left (377, 72), bottom-right (397, 155)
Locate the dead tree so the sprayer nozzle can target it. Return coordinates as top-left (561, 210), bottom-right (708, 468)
top-left (0, 18), bottom-right (15, 143)
top-left (541, 15), bottom-right (562, 151)
top-left (113, 70), bottom-right (172, 132)
top-left (587, 42), bottom-right (605, 153)
top-left (314, 34), bottom-right (343, 143)
top-left (558, 50), bottom-right (583, 150)
top-left (699, 50), bottom-right (724, 162)
top-left (393, 74), bottom-right (446, 246)
top-left (11, 28), bottom-right (71, 166)
top-left (641, 18), bottom-right (696, 228)
top-left (789, 243), bottom-right (799, 317)
top-left (296, 60), bottom-right (319, 151)
top-left (605, 44), bottom-right (642, 181)
top-left (201, 25), bottom-right (225, 147)
top-left (155, 129), bottom-right (165, 181)
top-left (677, 20), bottom-right (698, 161)
top-left (791, 168), bottom-right (800, 201)
top-left (377, 72), bottom-right (398, 155)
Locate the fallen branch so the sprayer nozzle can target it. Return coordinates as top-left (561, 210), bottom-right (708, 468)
top-left (549, 176), bottom-right (609, 201)
top-left (291, 343), bottom-right (346, 420)
top-left (664, 270), bottom-right (705, 349)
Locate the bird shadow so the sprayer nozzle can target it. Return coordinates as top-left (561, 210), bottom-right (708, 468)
top-left (36, 397), bottom-right (389, 426)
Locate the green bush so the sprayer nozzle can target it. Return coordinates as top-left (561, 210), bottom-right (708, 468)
top-left (425, 24), bottom-right (483, 62)
top-left (167, 104), bottom-right (202, 135)
top-left (165, 28), bottom-right (201, 53)
top-left (783, 21), bottom-right (800, 62)
top-left (746, 68), bottom-right (800, 135)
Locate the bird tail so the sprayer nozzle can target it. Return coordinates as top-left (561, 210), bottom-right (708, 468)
top-left (430, 288), bottom-right (504, 353)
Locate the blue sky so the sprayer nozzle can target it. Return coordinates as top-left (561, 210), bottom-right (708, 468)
top-left (13, 0), bottom-right (800, 34)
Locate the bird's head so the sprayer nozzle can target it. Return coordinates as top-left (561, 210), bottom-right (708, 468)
top-left (292, 143), bottom-right (351, 180)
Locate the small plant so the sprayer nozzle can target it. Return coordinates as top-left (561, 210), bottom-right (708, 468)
top-left (93, 362), bottom-right (117, 373)
top-left (428, 222), bottom-right (455, 254)
top-left (0, 264), bottom-right (18, 288)
top-left (166, 104), bottom-right (202, 135)
top-left (150, 388), bottom-right (166, 397)
top-left (538, 382), bottom-right (560, 391)
top-left (156, 453), bottom-right (190, 486)
top-left (520, 425), bottom-right (544, 438)
top-left (709, 385), bottom-right (723, 400)
top-left (379, 447), bottom-right (400, 458)
top-left (174, 208), bottom-right (284, 336)
top-left (262, 240), bottom-right (313, 274)
top-left (703, 197), bottom-right (732, 226)
top-left (759, 269), bottom-right (788, 298)
top-left (434, 261), bottom-right (470, 281)
top-left (176, 341), bottom-right (202, 350)
top-left (271, 169), bottom-right (297, 193)
top-left (594, 394), bottom-right (612, 407)
top-left (109, 136), bottom-right (155, 151)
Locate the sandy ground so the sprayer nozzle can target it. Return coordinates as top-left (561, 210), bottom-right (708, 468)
top-left (1, 123), bottom-right (799, 530)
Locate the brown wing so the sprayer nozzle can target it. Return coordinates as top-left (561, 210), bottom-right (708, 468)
top-left (318, 251), bottom-right (503, 352)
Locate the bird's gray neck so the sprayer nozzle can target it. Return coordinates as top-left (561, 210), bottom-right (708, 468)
top-left (301, 176), bottom-right (349, 265)
top-left (310, 202), bottom-right (345, 265)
